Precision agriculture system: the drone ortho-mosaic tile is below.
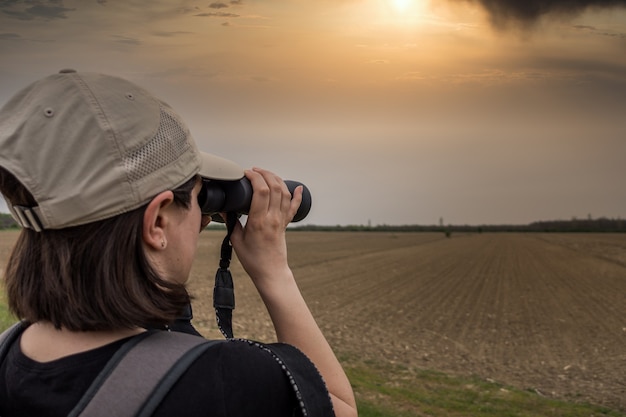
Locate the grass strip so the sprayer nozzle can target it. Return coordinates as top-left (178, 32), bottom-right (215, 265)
top-left (345, 360), bottom-right (626, 417)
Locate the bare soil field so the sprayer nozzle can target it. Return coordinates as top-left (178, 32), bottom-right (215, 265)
top-left (1, 230), bottom-right (625, 410)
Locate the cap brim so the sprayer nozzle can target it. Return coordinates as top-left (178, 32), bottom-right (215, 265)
top-left (198, 151), bottom-right (244, 181)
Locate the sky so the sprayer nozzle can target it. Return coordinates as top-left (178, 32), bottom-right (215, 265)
top-left (0, 0), bottom-right (625, 226)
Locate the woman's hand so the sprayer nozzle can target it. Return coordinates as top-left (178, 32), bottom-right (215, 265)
top-left (228, 167), bottom-right (303, 286)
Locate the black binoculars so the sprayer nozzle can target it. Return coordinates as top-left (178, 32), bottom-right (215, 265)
top-left (197, 178), bottom-right (312, 222)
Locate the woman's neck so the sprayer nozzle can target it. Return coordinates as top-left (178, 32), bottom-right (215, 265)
top-left (20, 321), bottom-right (145, 362)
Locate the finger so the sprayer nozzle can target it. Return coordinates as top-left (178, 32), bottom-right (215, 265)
top-left (252, 168), bottom-right (290, 217)
top-left (245, 168), bottom-right (271, 219)
top-left (287, 185), bottom-right (304, 222)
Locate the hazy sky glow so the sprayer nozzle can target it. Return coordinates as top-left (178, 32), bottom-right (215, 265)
top-left (1, 0), bottom-right (625, 225)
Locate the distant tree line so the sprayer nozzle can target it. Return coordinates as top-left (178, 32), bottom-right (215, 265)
top-left (293, 217), bottom-right (626, 233)
top-left (526, 217), bottom-right (626, 233)
top-left (0, 213), bottom-right (17, 229)
top-left (1, 213), bottom-right (624, 233)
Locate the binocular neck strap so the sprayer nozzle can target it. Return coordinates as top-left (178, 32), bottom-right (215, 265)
top-left (213, 212), bottom-right (238, 339)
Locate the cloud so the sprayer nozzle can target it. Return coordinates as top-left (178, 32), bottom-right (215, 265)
top-left (152, 31), bottom-right (193, 37)
top-left (395, 69), bottom-right (536, 86)
top-left (177, 6), bottom-right (201, 14)
top-left (573, 24), bottom-right (626, 38)
top-left (0, 1), bottom-right (75, 20)
top-left (194, 12), bottom-right (239, 18)
top-left (209, 2), bottom-right (229, 9)
top-left (573, 24), bottom-right (598, 30)
top-left (1, 10), bottom-right (33, 20)
top-left (139, 67), bottom-right (221, 82)
top-left (457, 0), bottom-right (626, 28)
top-left (0, 32), bottom-right (54, 43)
top-left (0, 32), bottom-right (20, 41)
top-left (111, 35), bottom-right (141, 45)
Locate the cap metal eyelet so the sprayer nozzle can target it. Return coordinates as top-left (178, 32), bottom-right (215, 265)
top-left (44, 107), bottom-right (54, 117)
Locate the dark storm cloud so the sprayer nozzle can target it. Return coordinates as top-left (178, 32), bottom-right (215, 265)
top-left (462, 0), bottom-right (626, 27)
top-left (0, 0), bottom-right (74, 20)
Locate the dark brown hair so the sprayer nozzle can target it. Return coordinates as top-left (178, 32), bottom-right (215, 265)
top-left (1, 167), bottom-right (197, 331)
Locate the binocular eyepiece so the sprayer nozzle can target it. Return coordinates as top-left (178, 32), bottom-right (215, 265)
top-left (198, 178), bottom-right (312, 222)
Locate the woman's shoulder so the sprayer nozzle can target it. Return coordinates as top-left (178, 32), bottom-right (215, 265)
top-left (185, 338), bottom-right (301, 386)
top-left (152, 337), bottom-right (301, 416)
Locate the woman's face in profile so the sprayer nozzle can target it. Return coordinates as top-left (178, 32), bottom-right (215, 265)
top-left (160, 179), bottom-right (207, 285)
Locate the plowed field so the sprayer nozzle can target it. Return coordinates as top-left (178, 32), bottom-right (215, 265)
top-left (1, 230), bottom-right (625, 410)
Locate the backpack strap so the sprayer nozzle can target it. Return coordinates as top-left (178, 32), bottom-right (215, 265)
top-left (1, 322), bottom-right (334, 417)
top-left (0, 321), bottom-right (28, 363)
top-left (69, 330), bottom-right (221, 417)
top-left (72, 331), bottom-right (333, 417)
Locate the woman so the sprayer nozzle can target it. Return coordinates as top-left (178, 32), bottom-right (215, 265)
top-left (0, 69), bottom-right (357, 417)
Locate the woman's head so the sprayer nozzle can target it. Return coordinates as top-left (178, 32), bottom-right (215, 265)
top-left (1, 167), bottom-right (200, 331)
top-left (0, 69), bottom-right (242, 231)
top-left (0, 69), bottom-right (242, 330)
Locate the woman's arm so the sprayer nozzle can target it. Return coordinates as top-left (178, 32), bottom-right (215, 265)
top-left (229, 168), bottom-right (357, 417)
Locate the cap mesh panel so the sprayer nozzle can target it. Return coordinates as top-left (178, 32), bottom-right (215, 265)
top-left (123, 106), bottom-right (191, 182)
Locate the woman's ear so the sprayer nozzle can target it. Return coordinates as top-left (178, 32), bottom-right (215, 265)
top-left (143, 191), bottom-right (175, 250)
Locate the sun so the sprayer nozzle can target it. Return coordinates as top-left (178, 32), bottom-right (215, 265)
top-left (386, 0), bottom-right (429, 18)
top-left (390, 0), bottom-right (414, 13)
top-left (371, 0), bottom-right (430, 26)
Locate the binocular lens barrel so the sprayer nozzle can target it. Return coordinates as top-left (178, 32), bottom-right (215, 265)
top-left (198, 178), bottom-right (312, 222)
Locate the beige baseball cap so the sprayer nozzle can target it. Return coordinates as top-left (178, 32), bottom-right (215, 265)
top-left (0, 69), bottom-right (243, 231)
